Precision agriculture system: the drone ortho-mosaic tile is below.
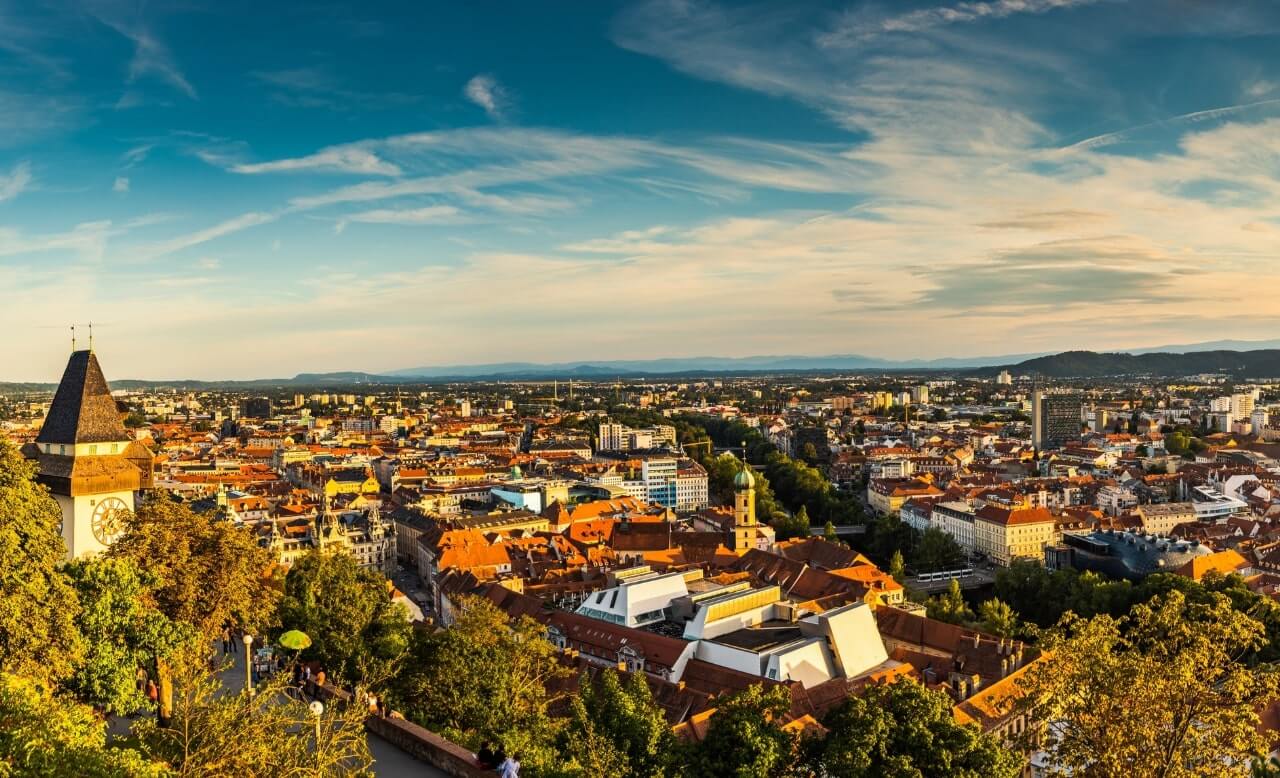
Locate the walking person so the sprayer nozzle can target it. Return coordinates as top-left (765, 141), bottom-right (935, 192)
top-left (498, 753), bottom-right (521, 778)
top-left (146, 678), bottom-right (159, 716)
top-left (220, 626), bottom-right (231, 655)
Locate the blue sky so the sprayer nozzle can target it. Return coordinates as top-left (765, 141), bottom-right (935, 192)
top-left (3, 0), bottom-right (1280, 379)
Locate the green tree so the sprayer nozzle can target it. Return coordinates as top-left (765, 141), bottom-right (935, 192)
top-left (805, 677), bottom-right (1020, 777)
top-left (978, 598), bottom-right (1018, 638)
top-left (393, 595), bottom-right (570, 773)
top-left (63, 557), bottom-right (193, 716)
top-left (914, 528), bottom-right (966, 573)
top-left (0, 441), bottom-right (83, 687)
top-left (278, 551), bottom-right (412, 689)
top-left (800, 442), bottom-right (820, 464)
top-left (771, 506), bottom-right (812, 542)
top-left (927, 579), bottom-right (975, 625)
top-left (108, 494), bottom-right (279, 724)
top-left (0, 672), bottom-right (166, 777)
top-left (1019, 590), bottom-right (1280, 777)
top-left (109, 495), bottom-right (279, 639)
top-left (136, 641), bottom-right (372, 777)
top-left (562, 669), bottom-right (676, 777)
top-left (823, 520), bottom-right (839, 543)
top-left (888, 550), bottom-right (906, 584)
top-left (868, 515), bottom-right (917, 566)
top-left (679, 684), bottom-right (797, 778)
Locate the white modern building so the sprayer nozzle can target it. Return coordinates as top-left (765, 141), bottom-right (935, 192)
top-left (576, 568), bottom-right (692, 627)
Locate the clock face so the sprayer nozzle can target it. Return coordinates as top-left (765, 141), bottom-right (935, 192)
top-left (91, 497), bottom-right (130, 545)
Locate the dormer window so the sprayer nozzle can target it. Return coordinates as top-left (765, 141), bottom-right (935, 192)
top-left (88, 445), bottom-right (97, 455)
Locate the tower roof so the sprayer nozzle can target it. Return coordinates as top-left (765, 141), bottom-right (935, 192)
top-left (36, 350), bottom-right (129, 445)
top-left (734, 466), bottom-right (755, 490)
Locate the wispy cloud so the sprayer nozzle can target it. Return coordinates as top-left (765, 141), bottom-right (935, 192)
top-left (0, 161), bottom-right (32, 202)
top-left (0, 220), bottom-right (117, 261)
top-left (335, 205), bottom-right (467, 233)
top-left (231, 146), bottom-right (402, 176)
top-left (121, 144), bottom-right (153, 168)
top-left (1059, 98), bottom-right (1280, 151)
top-left (112, 176), bottom-right (129, 193)
top-left (252, 67), bottom-right (420, 111)
top-left (94, 14), bottom-right (197, 100)
top-left (820, 0), bottom-right (1109, 47)
top-left (140, 211), bottom-right (278, 260)
top-left (464, 74), bottom-right (512, 120)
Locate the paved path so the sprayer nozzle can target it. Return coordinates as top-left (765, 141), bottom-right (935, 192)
top-left (368, 732), bottom-right (449, 777)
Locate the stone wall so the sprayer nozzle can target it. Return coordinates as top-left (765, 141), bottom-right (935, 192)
top-left (311, 682), bottom-right (491, 778)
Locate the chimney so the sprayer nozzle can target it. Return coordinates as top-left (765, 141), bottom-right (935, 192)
top-left (972, 633), bottom-right (980, 648)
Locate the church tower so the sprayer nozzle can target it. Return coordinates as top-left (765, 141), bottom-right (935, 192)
top-left (23, 349), bottom-right (147, 558)
top-left (730, 465), bottom-right (757, 552)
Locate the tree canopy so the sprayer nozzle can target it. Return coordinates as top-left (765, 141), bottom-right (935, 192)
top-left (135, 641), bottom-right (373, 777)
top-left (277, 551), bottom-right (412, 689)
top-left (1018, 590), bottom-right (1280, 777)
top-left (678, 684), bottom-right (797, 778)
top-left (108, 494), bottom-right (279, 638)
top-left (805, 677), bottom-right (1021, 778)
top-left (560, 668), bottom-right (676, 778)
top-left (0, 441), bottom-right (83, 687)
top-left (63, 557), bottom-right (193, 716)
top-left (0, 672), bottom-right (167, 778)
top-left (392, 595), bottom-right (570, 773)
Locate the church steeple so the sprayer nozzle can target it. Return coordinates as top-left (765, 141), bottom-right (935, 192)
top-left (730, 463), bottom-right (757, 552)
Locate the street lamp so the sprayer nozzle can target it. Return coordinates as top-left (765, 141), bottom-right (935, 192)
top-left (309, 700), bottom-right (324, 766)
top-left (242, 634), bottom-right (253, 693)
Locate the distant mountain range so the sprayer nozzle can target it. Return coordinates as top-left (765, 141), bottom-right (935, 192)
top-left (382, 352), bottom-right (1051, 379)
top-left (7, 338), bottom-right (1280, 388)
top-left (978, 349), bottom-right (1280, 379)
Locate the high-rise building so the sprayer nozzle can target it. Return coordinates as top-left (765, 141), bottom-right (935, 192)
top-left (1032, 390), bottom-right (1083, 451)
top-left (996, 370), bottom-right (1013, 386)
top-left (1253, 408), bottom-right (1270, 431)
top-left (597, 421), bottom-right (677, 452)
top-left (1231, 394), bottom-right (1255, 422)
top-left (911, 385), bottom-right (930, 404)
top-left (240, 397), bottom-right (272, 419)
top-left (23, 350), bottom-right (152, 558)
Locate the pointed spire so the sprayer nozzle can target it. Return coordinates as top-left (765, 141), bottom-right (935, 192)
top-left (37, 350), bottom-right (128, 445)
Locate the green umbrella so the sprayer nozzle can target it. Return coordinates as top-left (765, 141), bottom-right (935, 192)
top-left (278, 630), bottom-right (312, 651)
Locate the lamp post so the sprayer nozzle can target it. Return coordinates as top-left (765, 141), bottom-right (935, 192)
top-left (242, 633), bottom-right (254, 694)
top-left (309, 700), bottom-right (324, 768)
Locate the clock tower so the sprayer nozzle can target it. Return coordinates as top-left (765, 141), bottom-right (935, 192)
top-left (23, 349), bottom-right (151, 558)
